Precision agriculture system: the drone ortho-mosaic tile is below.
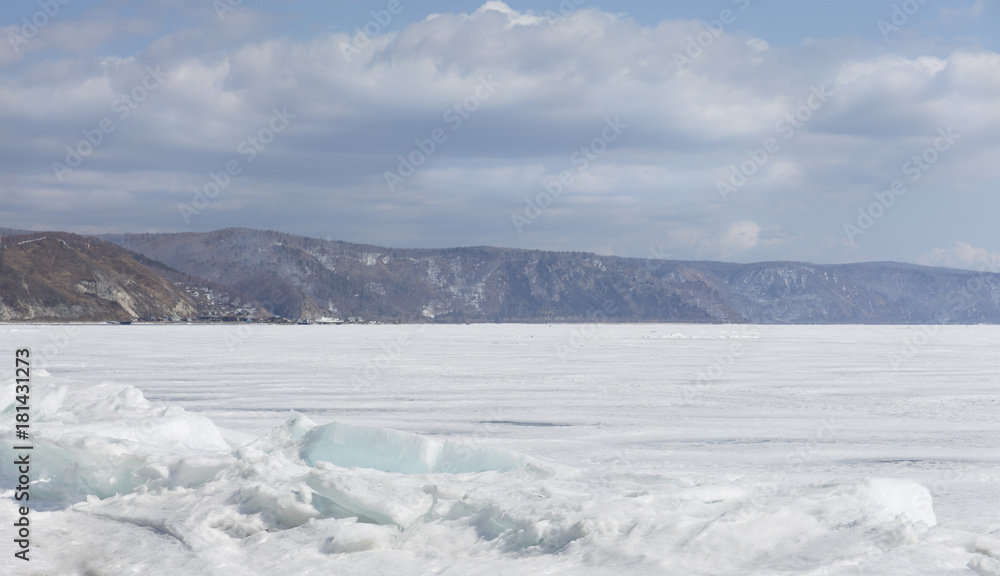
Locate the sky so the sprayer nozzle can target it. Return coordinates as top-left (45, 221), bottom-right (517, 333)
top-left (1, 0), bottom-right (998, 269)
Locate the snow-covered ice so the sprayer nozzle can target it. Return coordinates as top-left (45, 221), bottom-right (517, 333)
top-left (1, 324), bottom-right (999, 575)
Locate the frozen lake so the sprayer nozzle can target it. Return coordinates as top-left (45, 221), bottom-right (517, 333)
top-left (2, 324), bottom-right (999, 575)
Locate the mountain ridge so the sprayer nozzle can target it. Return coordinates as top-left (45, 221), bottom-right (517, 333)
top-left (97, 228), bottom-right (1000, 324)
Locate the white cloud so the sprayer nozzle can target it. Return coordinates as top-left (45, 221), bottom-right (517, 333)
top-left (1, 2), bottom-right (999, 263)
top-left (918, 242), bottom-right (1000, 271)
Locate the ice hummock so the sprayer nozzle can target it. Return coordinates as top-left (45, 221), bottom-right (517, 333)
top-left (0, 369), bottom-right (974, 576)
top-left (298, 418), bottom-right (529, 474)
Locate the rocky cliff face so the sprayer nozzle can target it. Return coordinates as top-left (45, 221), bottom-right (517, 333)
top-left (102, 229), bottom-right (1000, 324)
top-left (0, 233), bottom-right (198, 322)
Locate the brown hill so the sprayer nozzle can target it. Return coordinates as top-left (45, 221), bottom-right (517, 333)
top-left (0, 232), bottom-right (198, 322)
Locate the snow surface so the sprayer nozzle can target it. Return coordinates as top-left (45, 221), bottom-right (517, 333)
top-left (1, 324), bottom-right (999, 575)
